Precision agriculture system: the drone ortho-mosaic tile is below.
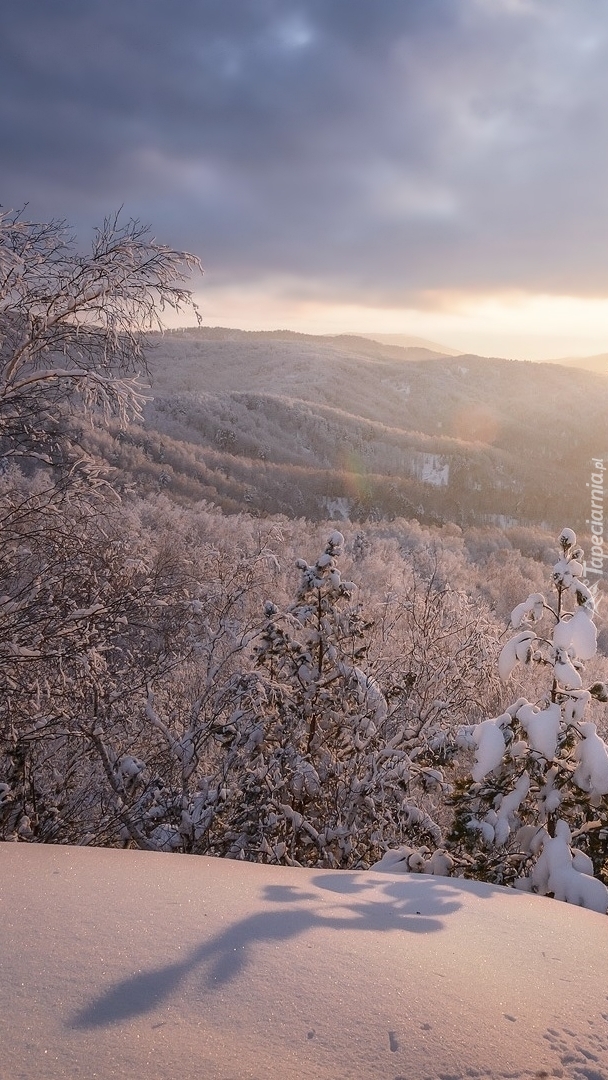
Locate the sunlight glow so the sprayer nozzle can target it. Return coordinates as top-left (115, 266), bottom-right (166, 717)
top-left (168, 280), bottom-right (608, 363)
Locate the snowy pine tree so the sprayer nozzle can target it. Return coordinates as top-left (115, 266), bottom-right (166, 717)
top-left (194, 532), bottom-right (452, 868)
top-left (450, 528), bottom-right (608, 912)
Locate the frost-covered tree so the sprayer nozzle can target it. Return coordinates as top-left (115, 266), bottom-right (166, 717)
top-left (0, 489), bottom-right (185, 845)
top-left (0, 208), bottom-right (201, 464)
top-left (369, 556), bottom-right (500, 754)
top-left (450, 528), bottom-right (608, 913)
top-left (0, 208), bottom-right (203, 843)
top-left (0, 489), bottom-right (280, 848)
top-left (0, 207), bottom-right (202, 700)
top-left (172, 531), bottom-right (463, 868)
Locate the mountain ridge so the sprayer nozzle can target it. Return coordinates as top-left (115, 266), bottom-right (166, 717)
top-left (93, 327), bottom-right (608, 531)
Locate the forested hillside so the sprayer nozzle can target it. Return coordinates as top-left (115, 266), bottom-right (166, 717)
top-left (83, 326), bottom-right (608, 530)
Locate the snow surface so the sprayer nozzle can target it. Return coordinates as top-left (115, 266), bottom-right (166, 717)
top-left (2, 844), bottom-right (608, 1080)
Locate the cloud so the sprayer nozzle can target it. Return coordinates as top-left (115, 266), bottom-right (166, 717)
top-left (2, 0), bottom-right (608, 314)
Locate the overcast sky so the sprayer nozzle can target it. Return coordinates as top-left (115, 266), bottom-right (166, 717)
top-left (3, 0), bottom-right (608, 358)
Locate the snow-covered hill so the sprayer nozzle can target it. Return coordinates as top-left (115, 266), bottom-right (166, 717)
top-left (107, 325), bottom-right (608, 528)
top-left (2, 843), bottom-right (608, 1080)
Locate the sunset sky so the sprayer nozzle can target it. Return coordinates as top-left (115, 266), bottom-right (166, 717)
top-left (2, 0), bottom-right (608, 360)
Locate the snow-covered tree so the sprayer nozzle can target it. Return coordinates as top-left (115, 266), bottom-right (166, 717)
top-left (0, 489), bottom-right (185, 845)
top-left (368, 555), bottom-right (500, 756)
top-left (0, 207), bottom-right (202, 714)
top-left (0, 208), bottom-right (201, 464)
top-left (0, 489), bottom-right (282, 849)
top-left (0, 208), bottom-right (203, 844)
top-left (172, 532), bottom-right (468, 868)
top-left (450, 528), bottom-right (608, 913)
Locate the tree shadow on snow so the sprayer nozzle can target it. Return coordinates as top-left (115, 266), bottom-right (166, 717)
top-left (70, 871), bottom-right (500, 1030)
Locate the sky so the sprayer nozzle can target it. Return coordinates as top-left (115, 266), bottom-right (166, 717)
top-left (2, 0), bottom-right (608, 360)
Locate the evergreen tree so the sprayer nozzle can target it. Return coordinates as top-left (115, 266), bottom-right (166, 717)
top-left (198, 531), bottom-right (450, 867)
top-left (450, 528), bottom-right (608, 913)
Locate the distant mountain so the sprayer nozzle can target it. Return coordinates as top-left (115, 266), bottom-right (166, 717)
top-left (358, 332), bottom-right (461, 355)
top-left (89, 327), bottom-right (608, 532)
top-left (144, 327), bottom-right (454, 400)
top-left (551, 352), bottom-right (608, 376)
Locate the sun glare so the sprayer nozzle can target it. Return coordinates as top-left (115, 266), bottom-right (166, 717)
top-left (182, 283), bottom-right (608, 362)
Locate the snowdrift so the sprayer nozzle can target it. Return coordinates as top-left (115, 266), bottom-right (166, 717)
top-left (2, 843), bottom-right (608, 1080)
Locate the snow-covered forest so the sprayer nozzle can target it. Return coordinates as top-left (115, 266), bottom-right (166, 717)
top-left (89, 325), bottom-right (608, 530)
top-left (2, 210), bottom-right (608, 916)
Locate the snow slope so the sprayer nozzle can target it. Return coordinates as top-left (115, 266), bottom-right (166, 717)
top-left (2, 843), bottom-right (608, 1080)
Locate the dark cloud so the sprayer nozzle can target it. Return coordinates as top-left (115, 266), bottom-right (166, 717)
top-left (2, 0), bottom-right (608, 302)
